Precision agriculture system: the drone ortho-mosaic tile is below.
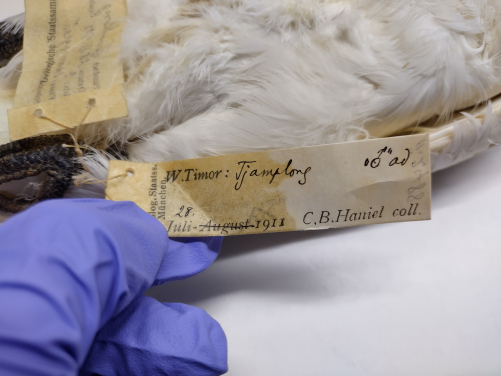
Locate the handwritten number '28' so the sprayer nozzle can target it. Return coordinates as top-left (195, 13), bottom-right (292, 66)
top-left (176, 206), bottom-right (193, 217)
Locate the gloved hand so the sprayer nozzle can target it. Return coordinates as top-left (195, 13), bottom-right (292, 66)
top-left (0, 199), bottom-right (227, 376)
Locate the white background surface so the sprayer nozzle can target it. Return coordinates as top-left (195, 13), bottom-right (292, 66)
top-left (146, 147), bottom-right (501, 376)
top-left (2, 1), bottom-right (501, 375)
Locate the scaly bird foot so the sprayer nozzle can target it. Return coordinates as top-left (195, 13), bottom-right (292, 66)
top-left (0, 135), bottom-right (81, 213)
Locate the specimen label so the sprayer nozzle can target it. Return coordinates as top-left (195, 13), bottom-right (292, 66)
top-left (106, 134), bottom-right (431, 237)
top-left (8, 0), bottom-right (128, 141)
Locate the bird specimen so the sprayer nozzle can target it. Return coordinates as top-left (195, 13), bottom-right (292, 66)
top-left (1, 0), bottom-right (501, 214)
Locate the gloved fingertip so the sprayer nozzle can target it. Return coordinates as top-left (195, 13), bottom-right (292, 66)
top-left (155, 236), bottom-right (224, 284)
top-left (81, 296), bottom-right (228, 376)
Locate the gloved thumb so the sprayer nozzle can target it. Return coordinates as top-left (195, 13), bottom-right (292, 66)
top-left (80, 295), bottom-right (228, 376)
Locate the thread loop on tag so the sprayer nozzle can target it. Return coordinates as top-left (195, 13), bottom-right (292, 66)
top-left (74, 172), bottom-right (129, 187)
top-left (34, 100), bottom-right (96, 159)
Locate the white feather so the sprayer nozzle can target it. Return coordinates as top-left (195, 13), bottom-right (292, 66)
top-left (0, 13), bottom-right (24, 34)
top-left (67, 147), bottom-right (111, 199)
top-left (0, 49), bottom-right (22, 91)
top-left (428, 99), bottom-right (501, 171)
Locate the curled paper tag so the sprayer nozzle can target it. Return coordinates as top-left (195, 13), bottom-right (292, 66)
top-left (106, 134), bottom-right (431, 237)
top-left (8, 0), bottom-right (128, 141)
top-left (0, 89), bottom-right (14, 145)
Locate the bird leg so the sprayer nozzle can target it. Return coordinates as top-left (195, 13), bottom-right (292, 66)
top-left (0, 135), bottom-right (82, 213)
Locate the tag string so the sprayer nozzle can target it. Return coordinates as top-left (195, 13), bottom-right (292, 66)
top-left (35, 99), bottom-right (95, 158)
top-left (35, 99), bottom-right (130, 189)
top-left (74, 172), bottom-right (128, 187)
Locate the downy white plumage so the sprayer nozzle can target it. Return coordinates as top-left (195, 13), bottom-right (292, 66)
top-left (1, 0), bottom-right (501, 193)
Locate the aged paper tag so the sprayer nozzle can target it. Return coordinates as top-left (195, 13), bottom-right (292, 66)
top-left (0, 89), bottom-right (14, 145)
top-left (106, 134), bottom-right (431, 237)
top-left (8, 0), bottom-right (128, 141)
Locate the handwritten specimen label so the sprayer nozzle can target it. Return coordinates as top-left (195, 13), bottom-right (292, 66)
top-left (106, 134), bottom-right (431, 237)
top-left (7, 0), bottom-right (128, 141)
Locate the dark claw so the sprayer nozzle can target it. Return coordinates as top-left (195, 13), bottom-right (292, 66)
top-left (0, 135), bottom-right (82, 213)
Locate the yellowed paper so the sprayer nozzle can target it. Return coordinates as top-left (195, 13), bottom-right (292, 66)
top-left (0, 89), bottom-right (14, 145)
top-left (106, 134), bottom-right (431, 237)
top-left (8, 0), bottom-right (128, 141)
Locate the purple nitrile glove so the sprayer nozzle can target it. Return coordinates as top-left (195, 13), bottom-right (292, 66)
top-left (0, 199), bottom-right (227, 376)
